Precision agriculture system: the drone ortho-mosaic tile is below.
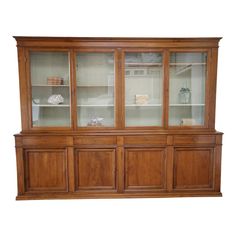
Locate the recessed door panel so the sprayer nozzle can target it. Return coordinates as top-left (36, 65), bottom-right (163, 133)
top-left (75, 149), bottom-right (116, 191)
top-left (24, 149), bottom-right (68, 192)
top-left (125, 148), bottom-right (166, 191)
top-left (173, 148), bottom-right (214, 189)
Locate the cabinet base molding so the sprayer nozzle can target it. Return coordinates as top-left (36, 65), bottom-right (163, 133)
top-left (16, 191), bottom-right (222, 200)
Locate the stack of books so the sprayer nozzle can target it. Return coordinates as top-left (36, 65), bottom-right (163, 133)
top-left (47, 76), bottom-right (63, 85)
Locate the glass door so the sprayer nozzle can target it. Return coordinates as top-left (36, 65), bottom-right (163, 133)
top-left (125, 52), bottom-right (163, 126)
top-left (76, 52), bottom-right (115, 127)
top-left (30, 51), bottom-right (71, 127)
top-left (169, 52), bottom-right (207, 126)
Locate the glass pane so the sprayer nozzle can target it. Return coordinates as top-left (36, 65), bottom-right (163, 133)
top-left (169, 52), bottom-right (207, 126)
top-left (30, 52), bottom-right (70, 127)
top-left (125, 52), bottom-right (163, 126)
top-left (76, 52), bottom-right (115, 127)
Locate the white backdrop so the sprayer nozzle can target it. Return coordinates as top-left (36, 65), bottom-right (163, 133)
top-left (0, 0), bottom-right (235, 235)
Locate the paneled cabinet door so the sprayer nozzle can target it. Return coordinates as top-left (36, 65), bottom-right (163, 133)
top-left (124, 148), bottom-right (166, 191)
top-left (173, 147), bottom-right (214, 190)
top-left (74, 149), bottom-right (117, 191)
top-left (24, 149), bottom-right (68, 192)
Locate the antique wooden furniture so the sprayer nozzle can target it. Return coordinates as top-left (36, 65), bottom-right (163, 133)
top-left (14, 37), bottom-right (223, 200)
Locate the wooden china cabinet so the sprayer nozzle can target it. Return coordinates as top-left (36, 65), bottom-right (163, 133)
top-left (14, 37), bottom-right (223, 200)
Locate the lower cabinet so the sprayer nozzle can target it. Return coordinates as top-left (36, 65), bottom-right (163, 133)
top-left (24, 149), bottom-right (68, 193)
top-left (15, 134), bottom-right (222, 199)
top-left (124, 148), bottom-right (166, 191)
top-left (74, 149), bottom-right (116, 191)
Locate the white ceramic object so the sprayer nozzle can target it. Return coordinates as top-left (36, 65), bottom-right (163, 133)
top-left (48, 94), bottom-right (64, 105)
top-left (87, 117), bottom-right (104, 126)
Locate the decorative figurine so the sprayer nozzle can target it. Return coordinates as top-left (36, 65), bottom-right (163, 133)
top-left (179, 87), bottom-right (191, 104)
top-left (87, 117), bottom-right (104, 126)
top-left (48, 94), bottom-right (64, 105)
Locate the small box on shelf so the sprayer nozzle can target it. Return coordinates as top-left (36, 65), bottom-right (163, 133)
top-left (180, 118), bottom-right (197, 126)
top-left (87, 117), bottom-right (104, 127)
top-left (47, 76), bottom-right (64, 85)
top-left (135, 94), bottom-right (149, 105)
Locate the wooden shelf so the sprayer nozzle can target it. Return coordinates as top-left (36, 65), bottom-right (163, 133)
top-left (125, 62), bottom-right (205, 67)
top-left (32, 104), bottom-right (70, 107)
top-left (126, 104), bottom-right (162, 107)
top-left (125, 76), bottom-right (160, 79)
top-left (170, 104), bottom-right (205, 106)
top-left (77, 104), bottom-right (114, 107)
top-left (125, 62), bottom-right (162, 67)
top-left (170, 63), bottom-right (206, 66)
top-left (32, 84), bottom-right (69, 87)
top-left (32, 84), bottom-right (114, 88)
top-left (33, 104), bottom-right (116, 107)
top-left (77, 85), bottom-right (114, 87)
top-left (126, 104), bottom-right (205, 107)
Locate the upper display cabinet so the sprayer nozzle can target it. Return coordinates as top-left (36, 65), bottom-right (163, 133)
top-left (14, 37), bottom-right (221, 131)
